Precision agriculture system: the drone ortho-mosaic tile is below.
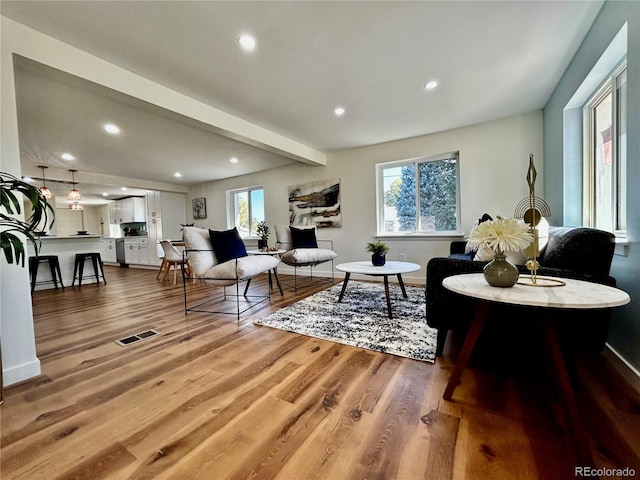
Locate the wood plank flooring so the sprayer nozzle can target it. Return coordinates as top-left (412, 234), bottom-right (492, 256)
top-left (1, 265), bottom-right (639, 479)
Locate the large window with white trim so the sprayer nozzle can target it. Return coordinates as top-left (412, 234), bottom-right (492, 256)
top-left (377, 152), bottom-right (459, 235)
top-left (227, 186), bottom-right (265, 238)
top-left (583, 62), bottom-right (627, 236)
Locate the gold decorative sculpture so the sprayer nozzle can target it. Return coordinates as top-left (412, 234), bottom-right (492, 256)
top-left (514, 154), bottom-right (563, 286)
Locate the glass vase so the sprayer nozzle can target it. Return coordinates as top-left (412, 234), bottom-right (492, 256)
top-left (483, 253), bottom-right (519, 287)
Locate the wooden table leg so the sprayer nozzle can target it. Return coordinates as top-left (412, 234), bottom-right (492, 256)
top-left (384, 275), bottom-right (392, 319)
top-left (273, 268), bottom-right (284, 296)
top-left (443, 301), bottom-right (490, 400)
top-left (337, 272), bottom-right (351, 302)
top-left (397, 273), bottom-right (408, 298)
top-left (540, 315), bottom-right (596, 470)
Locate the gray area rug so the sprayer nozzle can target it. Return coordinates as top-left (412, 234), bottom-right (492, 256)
top-left (255, 281), bottom-right (438, 362)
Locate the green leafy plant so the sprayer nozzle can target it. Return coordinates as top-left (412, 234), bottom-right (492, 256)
top-left (1, 172), bottom-right (55, 266)
top-left (365, 240), bottom-right (390, 255)
top-left (256, 220), bottom-right (270, 241)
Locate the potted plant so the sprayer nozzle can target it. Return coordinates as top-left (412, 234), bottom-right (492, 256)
top-left (1, 171), bottom-right (55, 266)
top-left (366, 240), bottom-right (390, 266)
top-left (256, 221), bottom-right (270, 250)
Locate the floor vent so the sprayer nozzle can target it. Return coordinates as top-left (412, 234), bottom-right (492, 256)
top-left (116, 329), bottom-right (159, 347)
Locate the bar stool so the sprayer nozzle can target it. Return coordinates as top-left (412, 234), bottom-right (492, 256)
top-left (28, 255), bottom-right (64, 293)
top-left (72, 252), bottom-right (107, 286)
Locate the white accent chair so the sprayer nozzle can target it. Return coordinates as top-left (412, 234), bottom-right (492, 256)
top-left (159, 240), bottom-right (192, 285)
top-left (274, 225), bottom-right (337, 291)
top-left (182, 227), bottom-right (280, 320)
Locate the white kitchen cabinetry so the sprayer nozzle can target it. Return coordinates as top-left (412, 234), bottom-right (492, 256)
top-left (124, 238), bottom-right (149, 265)
top-left (100, 238), bottom-right (117, 263)
top-left (109, 197), bottom-right (145, 224)
top-left (146, 191), bottom-right (186, 266)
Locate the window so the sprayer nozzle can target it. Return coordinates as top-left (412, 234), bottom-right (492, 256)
top-left (583, 62), bottom-right (627, 236)
top-left (377, 152), bottom-right (459, 235)
top-left (228, 187), bottom-right (265, 238)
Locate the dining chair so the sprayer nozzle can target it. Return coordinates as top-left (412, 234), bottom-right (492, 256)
top-left (159, 240), bottom-right (192, 285)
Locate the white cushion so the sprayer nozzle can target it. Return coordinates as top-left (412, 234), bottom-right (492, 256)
top-left (281, 248), bottom-right (337, 265)
top-left (183, 226), bottom-right (218, 276)
top-left (202, 255), bottom-right (279, 285)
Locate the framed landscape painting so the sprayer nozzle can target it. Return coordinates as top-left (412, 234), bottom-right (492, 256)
top-left (288, 178), bottom-right (341, 228)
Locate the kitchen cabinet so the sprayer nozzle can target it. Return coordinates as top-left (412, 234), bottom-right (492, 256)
top-left (109, 197), bottom-right (145, 224)
top-left (145, 191), bottom-right (186, 265)
top-left (100, 238), bottom-right (117, 263)
top-left (124, 238), bottom-right (149, 265)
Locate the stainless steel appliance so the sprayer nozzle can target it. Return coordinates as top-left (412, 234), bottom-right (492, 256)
top-left (115, 238), bottom-right (126, 265)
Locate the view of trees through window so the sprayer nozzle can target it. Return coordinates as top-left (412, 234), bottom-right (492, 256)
top-left (231, 188), bottom-right (264, 237)
top-left (380, 154), bottom-right (458, 233)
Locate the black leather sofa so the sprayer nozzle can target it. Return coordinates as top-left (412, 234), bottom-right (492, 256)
top-left (425, 226), bottom-right (616, 361)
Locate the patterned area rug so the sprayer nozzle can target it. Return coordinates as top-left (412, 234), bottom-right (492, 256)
top-left (255, 281), bottom-right (438, 362)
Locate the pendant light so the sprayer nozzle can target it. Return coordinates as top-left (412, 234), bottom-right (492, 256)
top-left (69, 202), bottom-right (84, 211)
top-left (67, 169), bottom-right (81, 201)
top-left (37, 165), bottom-right (52, 199)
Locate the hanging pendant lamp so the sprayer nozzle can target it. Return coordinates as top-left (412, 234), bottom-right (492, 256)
top-left (67, 169), bottom-right (81, 201)
top-left (37, 165), bottom-right (52, 199)
top-left (69, 202), bottom-right (84, 211)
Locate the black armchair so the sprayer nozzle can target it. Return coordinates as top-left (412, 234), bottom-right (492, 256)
top-left (426, 226), bottom-right (616, 357)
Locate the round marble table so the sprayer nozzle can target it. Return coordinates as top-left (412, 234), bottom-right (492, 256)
top-left (335, 261), bottom-right (421, 319)
top-left (442, 273), bottom-right (630, 468)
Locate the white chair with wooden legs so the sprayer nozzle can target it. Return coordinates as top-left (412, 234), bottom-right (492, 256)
top-left (159, 240), bottom-right (191, 285)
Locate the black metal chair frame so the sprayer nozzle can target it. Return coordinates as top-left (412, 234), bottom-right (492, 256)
top-left (182, 250), bottom-right (274, 321)
top-left (29, 255), bottom-right (65, 293)
top-left (72, 252), bottom-right (107, 286)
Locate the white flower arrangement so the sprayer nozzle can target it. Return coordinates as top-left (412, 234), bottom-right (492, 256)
top-left (466, 217), bottom-right (533, 255)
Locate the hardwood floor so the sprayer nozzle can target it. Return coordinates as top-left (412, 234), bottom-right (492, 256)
top-left (1, 265), bottom-right (639, 479)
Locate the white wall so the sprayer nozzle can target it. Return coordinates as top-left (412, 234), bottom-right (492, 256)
top-left (188, 111), bottom-right (543, 284)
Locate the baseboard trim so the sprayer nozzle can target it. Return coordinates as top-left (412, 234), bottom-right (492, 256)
top-left (2, 358), bottom-right (41, 387)
top-left (603, 343), bottom-right (640, 394)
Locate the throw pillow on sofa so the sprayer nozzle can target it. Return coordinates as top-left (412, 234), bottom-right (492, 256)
top-left (208, 227), bottom-right (248, 263)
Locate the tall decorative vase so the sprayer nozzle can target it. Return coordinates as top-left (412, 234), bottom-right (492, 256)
top-left (371, 253), bottom-right (386, 266)
top-left (483, 253), bottom-right (519, 287)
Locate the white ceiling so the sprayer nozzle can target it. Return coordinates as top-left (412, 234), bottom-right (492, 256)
top-left (2, 1), bottom-right (603, 205)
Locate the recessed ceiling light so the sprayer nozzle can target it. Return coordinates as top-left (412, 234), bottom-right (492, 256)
top-left (104, 123), bottom-right (121, 134)
top-left (24, 176), bottom-right (33, 182)
top-left (424, 80), bottom-right (439, 90)
top-left (230, 157), bottom-right (239, 164)
top-left (334, 107), bottom-right (346, 117)
top-left (102, 192), bottom-right (109, 197)
top-left (238, 34), bottom-right (256, 51)
top-left (61, 152), bottom-right (75, 161)
top-left (174, 172), bottom-right (183, 177)
top-left (121, 187), bottom-right (128, 191)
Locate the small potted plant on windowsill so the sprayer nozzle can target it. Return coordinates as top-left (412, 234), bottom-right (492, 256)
top-left (256, 221), bottom-right (270, 250)
top-left (366, 240), bottom-right (390, 266)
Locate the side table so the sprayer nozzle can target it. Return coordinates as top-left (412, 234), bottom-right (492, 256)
top-left (246, 249), bottom-right (285, 295)
top-left (442, 273), bottom-right (630, 471)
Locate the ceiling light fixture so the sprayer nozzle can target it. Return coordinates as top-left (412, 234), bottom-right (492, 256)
top-left (334, 107), bottom-right (346, 117)
top-left (174, 172), bottom-right (183, 177)
top-left (424, 80), bottom-right (439, 90)
top-left (67, 169), bottom-right (81, 201)
top-left (229, 157), bottom-right (239, 164)
top-left (102, 192), bottom-right (109, 197)
top-left (104, 123), bottom-right (120, 134)
top-left (61, 152), bottom-right (75, 161)
top-left (238, 34), bottom-right (256, 51)
top-left (69, 202), bottom-right (84, 211)
top-left (121, 187), bottom-right (128, 191)
top-left (37, 165), bottom-right (52, 199)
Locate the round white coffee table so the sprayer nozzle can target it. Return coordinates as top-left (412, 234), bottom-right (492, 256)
top-left (335, 261), bottom-right (421, 319)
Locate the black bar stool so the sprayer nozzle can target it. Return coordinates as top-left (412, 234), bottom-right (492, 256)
top-left (72, 252), bottom-right (107, 286)
top-left (28, 255), bottom-right (64, 293)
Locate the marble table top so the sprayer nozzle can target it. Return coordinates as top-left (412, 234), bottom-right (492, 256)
top-left (336, 260), bottom-right (421, 276)
top-left (443, 273), bottom-right (630, 309)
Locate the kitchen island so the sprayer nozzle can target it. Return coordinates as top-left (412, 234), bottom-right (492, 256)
top-left (27, 235), bottom-right (104, 290)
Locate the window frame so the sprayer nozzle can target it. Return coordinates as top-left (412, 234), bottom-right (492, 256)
top-left (226, 185), bottom-right (265, 239)
top-left (376, 152), bottom-right (461, 236)
top-left (582, 60), bottom-right (627, 237)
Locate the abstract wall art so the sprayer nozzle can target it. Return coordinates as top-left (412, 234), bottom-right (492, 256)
top-left (288, 178), bottom-right (341, 228)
